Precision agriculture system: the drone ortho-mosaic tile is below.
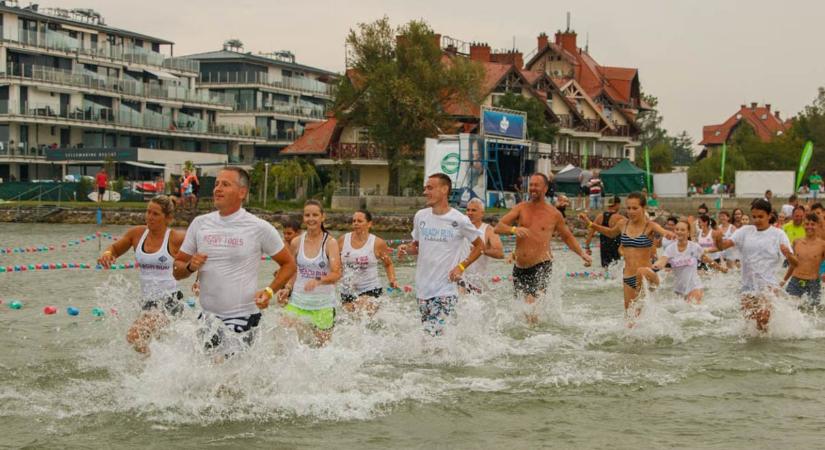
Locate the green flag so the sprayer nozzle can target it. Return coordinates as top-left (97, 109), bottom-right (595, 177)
top-left (644, 146), bottom-right (652, 192)
top-left (795, 141), bottom-right (814, 191)
top-left (720, 142), bottom-right (727, 184)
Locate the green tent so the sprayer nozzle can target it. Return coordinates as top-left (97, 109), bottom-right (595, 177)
top-left (600, 159), bottom-right (646, 195)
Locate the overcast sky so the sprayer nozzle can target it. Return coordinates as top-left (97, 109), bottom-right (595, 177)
top-left (77, 0), bottom-right (825, 148)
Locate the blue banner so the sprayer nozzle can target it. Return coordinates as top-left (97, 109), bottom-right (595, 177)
top-left (482, 109), bottom-right (526, 140)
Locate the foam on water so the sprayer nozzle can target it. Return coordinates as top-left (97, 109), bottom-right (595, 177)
top-left (3, 250), bottom-right (825, 428)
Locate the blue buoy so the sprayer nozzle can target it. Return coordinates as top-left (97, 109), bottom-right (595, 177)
top-left (186, 298), bottom-right (196, 308)
top-left (67, 307), bottom-right (79, 316)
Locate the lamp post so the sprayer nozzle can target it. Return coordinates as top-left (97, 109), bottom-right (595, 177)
top-left (263, 162), bottom-right (270, 208)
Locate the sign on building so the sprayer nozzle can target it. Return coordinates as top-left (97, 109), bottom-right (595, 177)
top-left (480, 107), bottom-right (526, 140)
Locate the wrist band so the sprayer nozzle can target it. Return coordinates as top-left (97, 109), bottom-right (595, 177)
top-left (511, 226), bottom-right (517, 235)
top-left (264, 287), bottom-right (274, 299)
top-left (458, 263), bottom-right (466, 272)
top-left (103, 250), bottom-right (112, 255)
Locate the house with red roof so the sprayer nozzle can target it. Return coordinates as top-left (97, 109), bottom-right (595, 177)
top-left (282, 28), bottom-right (646, 195)
top-left (698, 103), bottom-right (791, 159)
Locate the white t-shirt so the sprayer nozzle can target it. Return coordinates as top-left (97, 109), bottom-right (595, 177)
top-left (412, 207), bottom-right (482, 299)
top-left (781, 204), bottom-right (795, 218)
top-left (663, 241), bottom-right (704, 296)
top-left (730, 225), bottom-right (792, 294)
top-left (180, 208), bottom-right (285, 317)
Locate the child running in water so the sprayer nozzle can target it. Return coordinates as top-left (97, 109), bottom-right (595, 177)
top-left (713, 199), bottom-right (794, 332)
top-left (652, 220), bottom-right (717, 304)
top-left (781, 212), bottom-right (825, 309)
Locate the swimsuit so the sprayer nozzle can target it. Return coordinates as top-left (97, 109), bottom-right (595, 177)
top-left (512, 260), bottom-right (553, 297)
top-left (620, 222), bottom-right (653, 289)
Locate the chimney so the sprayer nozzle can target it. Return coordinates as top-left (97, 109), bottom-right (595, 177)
top-left (555, 30), bottom-right (578, 55)
top-left (491, 50), bottom-right (524, 68)
top-left (750, 102), bottom-right (758, 110)
top-left (740, 104), bottom-right (746, 110)
top-left (765, 103), bottom-right (771, 111)
top-left (537, 32), bottom-right (548, 51)
top-left (775, 111), bottom-right (781, 120)
top-left (433, 33), bottom-right (442, 49)
top-left (469, 42), bottom-right (491, 62)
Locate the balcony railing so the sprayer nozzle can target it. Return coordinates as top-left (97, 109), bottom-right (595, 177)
top-left (2, 27), bottom-right (199, 73)
top-left (601, 124), bottom-right (634, 138)
top-left (232, 102), bottom-right (326, 119)
top-left (330, 143), bottom-right (382, 160)
top-left (0, 141), bottom-right (47, 159)
top-left (1, 63), bottom-right (234, 107)
top-left (199, 71), bottom-right (335, 97)
top-left (0, 100), bottom-right (266, 139)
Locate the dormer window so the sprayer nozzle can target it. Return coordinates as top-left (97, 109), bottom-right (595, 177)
top-left (714, 131), bottom-right (721, 136)
top-left (761, 114), bottom-right (767, 120)
top-left (735, 114), bottom-right (742, 119)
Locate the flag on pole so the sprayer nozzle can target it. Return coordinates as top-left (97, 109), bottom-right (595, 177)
top-left (720, 142), bottom-right (727, 184)
top-left (795, 141), bottom-right (814, 191)
top-left (644, 146), bottom-right (652, 192)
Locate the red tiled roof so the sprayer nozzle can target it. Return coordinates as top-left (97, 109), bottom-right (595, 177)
top-left (281, 119), bottom-right (338, 155)
top-left (444, 61), bottom-right (513, 116)
top-left (700, 105), bottom-right (790, 146)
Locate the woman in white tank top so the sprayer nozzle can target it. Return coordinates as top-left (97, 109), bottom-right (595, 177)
top-left (337, 210), bottom-right (398, 315)
top-left (97, 196), bottom-right (185, 354)
top-left (278, 200), bottom-right (342, 346)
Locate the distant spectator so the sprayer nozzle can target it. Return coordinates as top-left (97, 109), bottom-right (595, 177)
top-left (763, 190), bottom-right (773, 203)
top-left (95, 168), bottom-right (108, 203)
top-left (711, 179), bottom-right (721, 194)
top-left (809, 170), bottom-right (822, 199)
top-left (688, 183), bottom-right (697, 197)
top-left (588, 172), bottom-right (603, 210)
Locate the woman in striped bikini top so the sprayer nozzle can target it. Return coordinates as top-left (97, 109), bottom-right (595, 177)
top-left (580, 192), bottom-right (675, 319)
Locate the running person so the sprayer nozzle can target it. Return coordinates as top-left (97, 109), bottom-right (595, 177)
top-left (174, 167), bottom-right (296, 355)
top-left (579, 192), bottom-right (675, 318)
top-left (282, 218), bottom-right (303, 247)
top-left (97, 195), bottom-right (184, 354)
top-left (279, 200), bottom-right (342, 345)
top-left (496, 173), bottom-right (592, 324)
top-left (652, 220), bottom-right (717, 304)
top-left (337, 210), bottom-right (398, 315)
top-left (712, 199), bottom-right (794, 332)
top-left (718, 211), bottom-right (740, 270)
top-left (459, 198), bottom-right (504, 293)
top-left (397, 173), bottom-right (484, 336)
top-left (584, 195), bottom-right (624, 269)
top-left (781, 212), bottom-right (825, 309)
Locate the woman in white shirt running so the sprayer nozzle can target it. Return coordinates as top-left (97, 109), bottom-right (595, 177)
top-left (713, 199), bottom-right (795, 332)
top-left (97, 195), bottom-right (185, 353)
top-left (652, 220), bottom-right (717, 304)
top-left (337, 210), bottom-right (398, 315)
top-left (278, 200), bottom-right (342, 345)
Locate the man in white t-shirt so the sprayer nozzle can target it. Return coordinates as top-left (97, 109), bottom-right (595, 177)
top-left (398, 173), bottom-right (484, 335)
top-left (174, 167), bottom-right (296, 352)
top-left (713, 199), bottom-right (793, 332)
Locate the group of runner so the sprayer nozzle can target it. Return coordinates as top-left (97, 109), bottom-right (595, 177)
top-left (96, 166), bottom-right (819, 356)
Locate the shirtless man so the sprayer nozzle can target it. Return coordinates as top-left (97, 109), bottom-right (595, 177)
top-left (584, 195), bottom-right (625, 268)
top-left (495, 173), bottom-right (592, 319)
top-left (781, 212), bottom-right (825, 308)
top-left (459, 198), bottom-right (505, 293)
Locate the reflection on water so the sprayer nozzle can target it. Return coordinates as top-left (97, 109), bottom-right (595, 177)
top-left (1, 223), bottom-right (825, 448)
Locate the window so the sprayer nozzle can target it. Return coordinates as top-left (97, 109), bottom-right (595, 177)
top-left (356, 128), bottom-right (370, 143)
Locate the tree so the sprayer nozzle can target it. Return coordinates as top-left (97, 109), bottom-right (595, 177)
top-left (646, 141), bottom-right (673, 173)
top-left (669, 131), bottom-right (695, 166)
top-left (495, 92), bottom-right (558, 143)
top-left (688, 145), bottom-right (748, 187)
top-left (335, 17), bottom-right (483, 195)
top-left (637, 94), bottom-right (667, 150)
top-left (793, 87), bottom-right (825, 175)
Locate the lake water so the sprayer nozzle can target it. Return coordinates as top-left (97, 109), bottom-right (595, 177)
top-left (1, 222), bottom-right (824, 448)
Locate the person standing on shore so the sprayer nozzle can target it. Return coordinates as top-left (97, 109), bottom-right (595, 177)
top-left (95, 168), bottom-right (108, 203)
top-left (397, 173), bottom-right (485, 336)
top-left (496, 173), bottom-right (592, 324)
top-left (584, 195), bottom-right (624, 269)
top-left (173, 167), bottom-right (296, 355)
